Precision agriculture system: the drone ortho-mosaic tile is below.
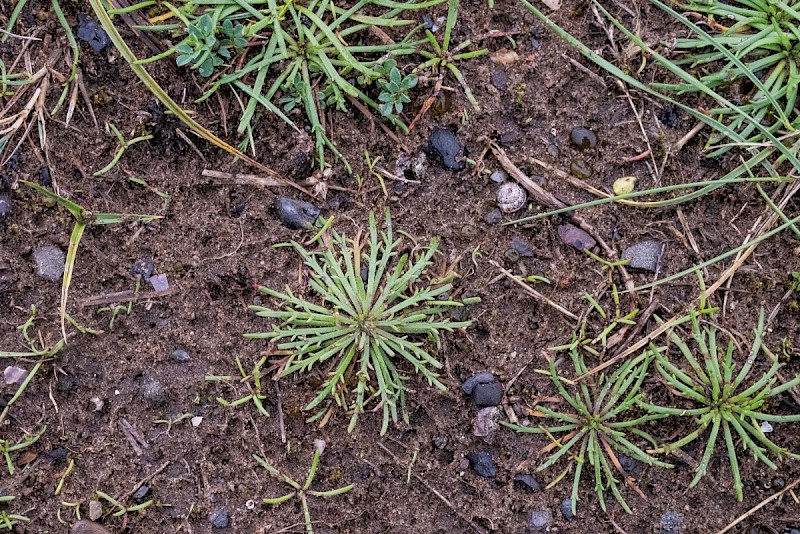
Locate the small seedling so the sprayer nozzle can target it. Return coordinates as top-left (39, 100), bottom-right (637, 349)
top-left (175, 14), bottom-right (247, 77)
top-left (376, 59), bottom-right (418, 117)
top-left (94, 123), bottom-right (153, 176)
top-left (22, 180), bottom-right (160, 341)
top-left (503, 347), bottom-right (671, 514)
top-left (247, 210), bottom-right (478, 434)
top-left (95, 490), bottom-right (153, 517)
top-left (415, 0), bottom-right (488, 111)
top-left (206, 356), bottom-right (270, 418)
top-left (256, 440), bottom-right (353, 534)
top-left (640, 308), bottom-right (800, 501)
top-left (0, 496), bottom-right (29, 530)
top-left (0, 426), bottom-right (46, 476)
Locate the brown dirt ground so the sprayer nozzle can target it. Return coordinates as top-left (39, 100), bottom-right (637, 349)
top-left (1, 0), bottom-right (800, 533)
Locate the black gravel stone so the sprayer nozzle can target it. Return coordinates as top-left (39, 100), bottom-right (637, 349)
top-left (513, 473), bottom-right (540, 492)
top-left (467, 451), bottom-right (497, 478)
top-left (473, 382), bottom-right (503, 407)
top-left (275, 196), bottom-right (320, 230)
top-left (76, 14), bottom-right (110, 52)
top-left (461, 372), bottom-right (495, 395)
top-left (427, 127), bottom-right (464, 170)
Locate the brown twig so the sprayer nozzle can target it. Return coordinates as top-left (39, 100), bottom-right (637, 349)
top-left (201, 169), bottom-right (313, 196)
top-left (274, 381), bottom-right (286, 444)
top-left (119, 418), bottom-right (149, 456)
top-left (717, 476), bottom-right (800, 534)
top-left (80, 288), bottom-right (174, 307)
top-left (490, 260), bottom-right (578, 321)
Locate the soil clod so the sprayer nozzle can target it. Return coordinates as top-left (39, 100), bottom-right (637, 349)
top-left (140, 373), bottom-right (166, 404)
top-left (658, 510), bottom-right (684, 534)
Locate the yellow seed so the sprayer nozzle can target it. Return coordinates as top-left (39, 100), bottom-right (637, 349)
top-left (613, 176), bottom-right (636, 196)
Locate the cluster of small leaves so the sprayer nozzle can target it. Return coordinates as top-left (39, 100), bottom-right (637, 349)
top-left (640, 308), bottom-right (800, 501)
top-left (376, 59), bottom-right (418, 117)
top-left (176, 15), bottom-right (247, 77)
top-left (247, 210), bottom-right (478, 435)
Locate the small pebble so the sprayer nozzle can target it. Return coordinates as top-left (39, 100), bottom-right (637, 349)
top-left (558, 224), bottom-right (596, 251)
top-left (133, 485), bottom-right (150, 501)
top-left (484, 209), bottom-right (503, 225)
top-left (513, 473), bottom-right (540, 492)
top-left (490, 170), bottom-right (507, 183)
top-left (191, 416), bottom-right (203, 427)
top-left (497, 182), bottom-right (526, 214)
top-left (428, 127), bottom-right (464, 170)
top-left (88, 500), bottom-right (102, 521)
top-left (511, 236), bottom-right (534, 257)
top-left (275, 196), bottom-right (320, 229)
top-left (467, 451), bottom-right (497, 478)
top-left (473, 382), bottom-right (503, 407)
top-left (171, 349), bottom-right (189, 362)
top-left (621, 240), bottom-right (663, 272)
top-left (76, 14), bottom-right (110, 52)
top-left (570, 127), bottom-right (597, 150)
top-left (528, 509), bottom-right (553, 532)
top-left (33, 246), bottom-right (66, 281)
top-left (140, 373), bottom-right (166, 404)
top-left (499, 128), bottom-right (521, 146)
top-left (433, 436), bottom-right (448, 449)
top-left (148, 273), bottom-right (169, 292)
top-left (89, 397), bottom-right (104, 412)
top-left (546, 141), bottom-right (559, 158)
top-left (473, 406), bottom-right (500, 437)
top-left (561, 497), bottom-right (574, 520)
top-left (131, 257), bottom-right (154, 279)
top-left (0, 195), bottom-right (11, 221)
top-left (658, 510), bottom-right (684, 534)
top-left (569, 158), bottom-right (593, 179)
top-left (71, 520), bottom-right (111, 534)
top-left (461, 372), bottom-right (495, 395)
top-left (209, 509), bottom-right (230, 528)
top-left (490, 70), bottom-right (508, 91)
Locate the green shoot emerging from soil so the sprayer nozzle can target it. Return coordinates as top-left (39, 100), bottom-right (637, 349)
top-left (247, 210), bottom-right (477, 435)
top-left (206, 356), bottom-right (270, 418)
top-left (640, 308), bottom-right (800, 501)
top-left (503, 349), bottom-right (671, 515)
top-left (256, 440), bottom-right (353, 534)
top-left (0, 496), bottom-right (29, 530)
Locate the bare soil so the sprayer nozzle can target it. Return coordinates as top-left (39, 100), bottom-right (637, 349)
top-left (1, 1), bottom-right (799, 533)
